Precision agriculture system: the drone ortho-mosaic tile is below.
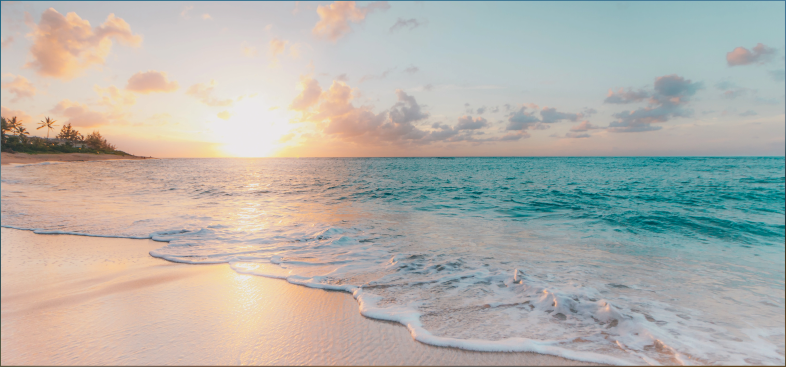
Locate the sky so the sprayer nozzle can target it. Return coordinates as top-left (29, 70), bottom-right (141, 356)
top-left (1, 1), bottom-right (784, 158)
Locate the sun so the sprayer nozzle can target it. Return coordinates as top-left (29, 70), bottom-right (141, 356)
top-left (211, 98), bottom-right (296, 157)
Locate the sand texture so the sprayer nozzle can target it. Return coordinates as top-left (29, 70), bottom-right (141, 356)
top-left (1, 152), bottom-right (151, 165)
top-left (0, 228), bottom-right (600, 365)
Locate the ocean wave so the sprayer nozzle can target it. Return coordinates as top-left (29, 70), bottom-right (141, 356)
top-left (2, 157), bottom-right (784, 365)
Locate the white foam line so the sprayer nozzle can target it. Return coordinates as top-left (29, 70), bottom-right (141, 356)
top-left (148, 251), bottom-right (232, 265)
top-left (2, 161), bottom-right (68, 168)
top-left (225, 261), bottom-right (636, 366)
top-left (0, 227), bottom-right (653, 364)
top-left (1, 225), bottom-right (156, 240)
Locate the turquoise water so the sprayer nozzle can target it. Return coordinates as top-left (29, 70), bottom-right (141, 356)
top-left (2, 157), bottom-right (784, 365)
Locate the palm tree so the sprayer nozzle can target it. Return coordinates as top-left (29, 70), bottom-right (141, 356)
top-left (6, 116), bottom-right (21, 132)
top-left (1, 117), bottom-right (8, 144)
top-left (15, 125), bottom-right (30, 143)
top-left (37, 117), bottom-right (58, 139)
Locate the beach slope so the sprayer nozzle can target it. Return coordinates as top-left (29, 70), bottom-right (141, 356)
top-left (0, 228), bottom-right (598, 366)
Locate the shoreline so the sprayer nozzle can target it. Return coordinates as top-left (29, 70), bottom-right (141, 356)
top-left (1, 227), bottom-right (601, 366)
top-left (0, 151), bottom-right (153, 165)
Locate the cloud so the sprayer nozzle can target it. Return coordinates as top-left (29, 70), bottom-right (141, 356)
top-left (291, 79), bottom-right (425, 142)
top-left (291, 77), bottom-right (533, 147)
top-left (242, 45), bottom-right (258, 57)
top-left (50, 99), bottom-right (111, 127)
top-left (540, 107), bottom-right (582, 123)
top-left (456, 115), bottom-right (489, 130)
top-left (404, 66), bottom-right (419, 74)
top-left (336, 73), bottom-right (349, 82)
top-left (389, 89), bottom-right (429, 125)
top-left (722, 89), bottom-right (749, 99)
top-left (653, 74), bottom-right (702, 99)
top-left (739, 110), bottom-right (757, 117)
top-left (312, 1), bottom-right (390, 42)
top-left (1, 74), bottom-right (36, 102)
top-left (186, 80), bottom-right (234, 107)
top-left (1, 36), bottom-right (13, 48)
top-left (769, 69), bottom-right (785, 82)
top-left (94, 85), bottom-right (136, 113)
top-left (497, 131), bottom-right (529, 141)
top-left (125, 71), bottom-right (179, 94)
top-left (202, 13), bottom-right (212, 20)
top-left (0, 106), bottom-right (33, 125)
top-left (390, 18), bottom-right (425, 32)
top-left (423, 84), bottom-right (434, 91)
top-left (490, 106), bottom-right (499, 113)
top-left (570, 120), bottom-right (602, 132)
top-left (476, 106), bottom-right (486, 115)
top-left (180, 5), bottom-right (193, 18)
top-left (25, 8), bottom-right (142, 79)
top-left (359, 67), bottom-right (396, 83)
top-left (530, 123), bottom-right (551, 130)
top-left (505, 106), bottom-right (540, 130)
top-left (716, 81), bottom-right (751, 99)
top-left (217, 110), bottom-right (232, 120)
top-left (604, 88), bottom-right (649, 104)
top-left (552, 132), bottom-right (591, 139)
top-left (727, 43), bottom-right (776, 66)
top-left (607, 74), bottom-right (702, 133)
top-left (290, 76), bottom-right (323, 111)
top-left (270, 38), bottom-right (288, 58)
top-left (289, 43), bottom-right (303, 59)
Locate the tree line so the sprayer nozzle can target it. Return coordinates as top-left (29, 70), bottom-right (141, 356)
top-left (1, 116), bottom-right (127, 155)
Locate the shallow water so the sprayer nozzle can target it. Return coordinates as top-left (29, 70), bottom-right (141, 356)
top-left (2, 157), bottom-right (784, 365)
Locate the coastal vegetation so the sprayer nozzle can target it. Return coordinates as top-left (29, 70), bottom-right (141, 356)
top-left (1, 116), bottom-right (130, 155)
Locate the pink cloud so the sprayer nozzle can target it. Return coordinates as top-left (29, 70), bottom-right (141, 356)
top-left (24, 8), bottom-right (142, 79)
top-left (50, 99), bottom-right (111, 127)
top-left (270, 38), bottom-right (288, 57)
top-left (726, 43), bottom-right (776, 66)
top-left (570, 121), bottom-right (601, 132)
top-left (1, 36), bottom-right (13, 48)
top-left (125, 71), bottom-right (179, 94)
top-left (289, 77), bottom-right (519, 147)
top-left (94, 85), bottom-right (136, 114)
top-left (1, 74), bottom-right (37, 102)
top-left (312, 1), bottom-right (390, 42)
top-left (0, 106), bottom-right (34, 126)
top-left (186, 80), bottom-right (234, 107)
top-left (290, 76), bottom-right (323, 111)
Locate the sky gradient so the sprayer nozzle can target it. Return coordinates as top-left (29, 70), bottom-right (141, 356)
top-left (1, 1), bottom-right (784, 157)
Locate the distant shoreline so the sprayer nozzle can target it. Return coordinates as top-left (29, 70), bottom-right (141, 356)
top-left (0, 152), bottom-right (153, 165)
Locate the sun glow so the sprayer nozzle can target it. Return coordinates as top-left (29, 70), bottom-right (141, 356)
top-left (211, 99), bottom-right (296, 157)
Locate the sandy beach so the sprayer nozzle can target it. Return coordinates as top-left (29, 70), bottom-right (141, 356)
top-left (0, 228), bottom-right (598, 366)
top-left (1, 152), bottom-right (151, 165)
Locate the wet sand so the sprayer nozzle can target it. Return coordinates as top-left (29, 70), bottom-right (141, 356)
top-left (0, 228), bottom-right (599, 365)
top-left (1, 152), bottom-right (151, 165)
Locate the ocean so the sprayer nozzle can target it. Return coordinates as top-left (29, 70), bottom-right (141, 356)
top-left (1, 157), bottom-right (784, 365)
